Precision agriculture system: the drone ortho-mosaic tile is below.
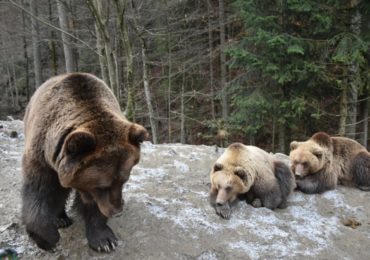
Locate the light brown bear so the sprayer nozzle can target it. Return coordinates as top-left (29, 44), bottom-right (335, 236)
top-left (209, 143), bottom-right (295, 219)
top-left (22, 73), bottom-right (148, 252)
top-left (290, 132), bottom-right (370, 194)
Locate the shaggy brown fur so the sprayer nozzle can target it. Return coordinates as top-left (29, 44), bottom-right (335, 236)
top-left (22, 73), bottom-right (148, 252)
top-left (290, 132), bottom-right (370, 194)
top-left (209, 143), bottom-right (295, 219)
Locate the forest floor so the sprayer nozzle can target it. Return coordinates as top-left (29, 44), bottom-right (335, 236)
top-left (1, 119), bottom-right (370, 260)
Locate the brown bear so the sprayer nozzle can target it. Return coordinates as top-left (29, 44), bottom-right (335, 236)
top-left (22, 73), bottom-right (148, 252)
top-left (209, 143), bottom-right (295, 219)
top-left (290, 132), bottom-right (370, 194)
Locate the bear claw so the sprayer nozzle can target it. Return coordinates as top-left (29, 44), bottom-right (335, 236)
top-left (215, 204), bottom-right (231, 219)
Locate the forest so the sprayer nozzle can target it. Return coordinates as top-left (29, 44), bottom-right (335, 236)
top-left (0, 0), bottom-right (369, 153)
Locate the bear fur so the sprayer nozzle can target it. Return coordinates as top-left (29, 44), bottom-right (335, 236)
top-left (290, 132), bottom-right (370, 194)
top-left (209, 143), bottom-right (295, 219)
top-left (22, 73), bottom-right (148, 252)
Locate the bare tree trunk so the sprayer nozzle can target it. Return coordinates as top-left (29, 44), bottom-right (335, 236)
top-left (339, 90), bottom-right (347, 135)
top-left (95, 23), bottom-right (109, 84)
top-left (278, 123), bottom-right (286, 153)
top-left (11, 59), bottom-right (20, 110)
top-left (141, 38), bottom-right (158, 144)
top-left (30, 0), bottom-right (43, 89)
top-left (180, 67), bottom-right (186, 144)
top-left (86, 0), bottom-right (118, 95)
top-left (48, 0), bottom-right (58, 75)
top-left (6, 65), bottom-right (15, 108)
top-left (57, 0), bottom-right (77, 72)
top-left (207, 0), bottom-right (215, 120)
top-left (218, 0), bottom-right (228, 120)
top-left (167, 39), bottom-right (172, 143)
top-left (21, 0), bottom-right (30, 100)
top-left (341, 0), bottom-right (361, 140)
top-left (114, 0), bottom-right (135, 120)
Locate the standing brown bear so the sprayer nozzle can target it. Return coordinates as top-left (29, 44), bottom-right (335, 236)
top-left (290, 132), bottom-right (370, 194)
top-left (22, 73), bottom-right (148, 252)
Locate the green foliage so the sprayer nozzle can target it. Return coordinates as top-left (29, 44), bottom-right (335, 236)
top-left (228, 0), bottom-right (370, 145)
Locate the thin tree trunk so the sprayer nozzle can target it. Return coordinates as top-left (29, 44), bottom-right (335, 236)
top-left (57, 0), bottom-right (77, 72)
top-left (11, 59), bottom-right (20, 110)
top-left (207, 0), bottom-right (215, 120)
top-left (141, 37), bottom-right (158, 144)
top-left (339, 90), bottom-right (347, 135)
top-left (114, 0), bottom-right (135, 120)
top-left (168, 40), bottom-right (172, 143)
top-left (344, 0), bottom-right (361, 140)
top-left (48, 0), bottom-right (58, 75)
top-left (95, 23), bottom-right (109, 84)
top-left (218, 0), bottom-right (228, 120)
top-left (180, 67), bottom-right (186, 144)
top-left (278, 123), bottom-right (286, 153)
top-left (30, 0), bottom-right (43, 89)
top-left (5, 65), bottom-right (15, 107)
top-left (86, 0), bottom-right (118, 95)
top-left (21, 0), bottom-right (30, 100)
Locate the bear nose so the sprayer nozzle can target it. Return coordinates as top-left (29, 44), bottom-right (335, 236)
top-left (216, 203), bottom-right (223, 207)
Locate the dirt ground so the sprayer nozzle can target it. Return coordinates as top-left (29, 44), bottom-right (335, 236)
top-left (1, 119), bottom-right (370, 260)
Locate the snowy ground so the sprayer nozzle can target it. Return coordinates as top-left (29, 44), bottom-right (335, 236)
top-left (1, 119), bottom-right (370, 259)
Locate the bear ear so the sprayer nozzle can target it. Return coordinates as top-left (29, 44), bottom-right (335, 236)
top-left (65, 130), bottom-right (96, 156)
top-left (129, 124), bottom-right (149, 145)
top-left (290, 141), bottom-right (299, 151)
top-left (311, 132), bottom-right (332, 147)
top-left (213, 163), bottom-right (223, 172)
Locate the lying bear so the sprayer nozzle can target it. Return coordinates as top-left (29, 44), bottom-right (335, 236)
top-left (22, 73), bottom-right (148, 252)
top-left (209, 143), bottom-right (295, 219)
top-left (290, 132), bottom-right (370, 194)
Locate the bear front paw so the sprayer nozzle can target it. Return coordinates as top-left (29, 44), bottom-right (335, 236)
top-left (251, 198), bottom-right (262, 208)
top-left (55, 215), bottom-right (73, 229)
top-left (87, 224), bottom-right (118, 253)
top-left (26, 223), bottom-right (60, 251)
top-left (215, 204), bottom-right (231, 219)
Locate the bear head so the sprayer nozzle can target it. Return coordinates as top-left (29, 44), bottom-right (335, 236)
top-left (210, 161), bottom-right (254, 206)
top-left (56, 121), bottom-right (148, 218)
top-left (289, 132), bottom-right (333, 178)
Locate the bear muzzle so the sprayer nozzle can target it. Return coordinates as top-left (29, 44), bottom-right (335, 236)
top-left (97, 199), bottom-right (124, 218)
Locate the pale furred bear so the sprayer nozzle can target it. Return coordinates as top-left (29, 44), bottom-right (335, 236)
top-left (290, 132), bottom-right (370, 194)
top-left (209, 143), bottom-right (295, 219)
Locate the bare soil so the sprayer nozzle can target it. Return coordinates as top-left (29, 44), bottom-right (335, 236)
top-left (1, 119), bottom-right (370, 260)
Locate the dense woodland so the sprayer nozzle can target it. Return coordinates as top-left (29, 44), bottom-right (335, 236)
top-left (0, 0), bottom-right (369, 152)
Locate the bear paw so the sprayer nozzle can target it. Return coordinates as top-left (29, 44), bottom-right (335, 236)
top-left (251, 198), bottom-right (262, 208)
top-left (27, 223), bottom-right (60, 251)
top-left (87, 224), bottom-right (118, 253)
top-left (55, 215), bottom-right (73, 229)
top-left (215, 204), bottom-right (231, 219)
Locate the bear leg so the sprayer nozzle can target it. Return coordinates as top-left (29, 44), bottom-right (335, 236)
top-left (296, 171), bottom-right (336, 194)
top-left (260, 187), bottom-right (282, 210)
top-left (22, 157), bottom-right (71, 250)
top-left (351, 151), bottom-right (370, 191)
top-left (74, 193), bottom-right (118, 252)
top-left (55, 210), bottom-right (73, 228)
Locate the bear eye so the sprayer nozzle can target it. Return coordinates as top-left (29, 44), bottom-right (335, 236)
top-left (313, 152), bottom-right (322, 159)
top-left (225, 186), bottom-right (232, 193)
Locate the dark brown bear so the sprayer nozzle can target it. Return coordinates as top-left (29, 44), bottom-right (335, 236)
top-left (290, 132), bottom-right (370, 194)
top-left (22, 73), bottom-right (148, 252)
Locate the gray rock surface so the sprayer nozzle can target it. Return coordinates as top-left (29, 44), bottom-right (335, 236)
top-left (0, 120), bottom-right (370, 259)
